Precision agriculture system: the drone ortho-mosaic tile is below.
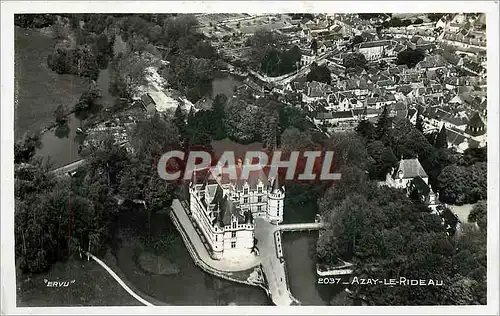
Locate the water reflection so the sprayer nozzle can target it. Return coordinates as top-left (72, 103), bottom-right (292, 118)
top-left (54, 123), bottom-right (70, 139)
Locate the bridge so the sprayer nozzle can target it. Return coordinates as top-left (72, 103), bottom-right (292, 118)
top-left (278, 221), bottom-right (325, 232)
top-left (51, 159), bottom-right (85, 177)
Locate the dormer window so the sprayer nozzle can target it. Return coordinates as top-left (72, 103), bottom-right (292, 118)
top-left (257, 186), bottom-right (263, 194)
top-left (243, 187), bottom-right (249, 195)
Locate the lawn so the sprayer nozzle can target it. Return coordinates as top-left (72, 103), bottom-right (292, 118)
top-left (451, 203), bottom-right (476, 224)
top-left (16, 258), bottom-right (141, 307)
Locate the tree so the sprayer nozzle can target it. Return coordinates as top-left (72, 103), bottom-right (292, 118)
top-left (468, 200), bottom-right (486, 230)
top-left (375, 105), bottom-right (391, 142)
top-left (397, 48), bottom-right (425, 68)
top-left (14, 132), bottom-right (42, 164)
top-left (437, 162), bottom-right (486, 205)
top-left (280, 127), bottom-right (317, 152)
top-left (310, 39), bottom-right (318, 55)
top-left (415, 104), bottom-right (424, 132)
top-left (211, 94), bottom-right (227, 140)
top-left (317, 176), bottom-right (457, 305)
top-left (173, 105), bottom-right (187, 143)
top-left (435, 125), bottom-right (448, 149)
top-left (54, 104), bottom-right (67, 125)
top-left (74, 84), bottom-right (102, 120)
top-left (343, 53), bottom-right (367, 69)
top-left (367, 141), bottom-right (397, 180)
top-left (224, 100), bottom-right (261, 144)
top-left (131, 113), bottom-right (180, 158)
top-left (324, 133), bottom-right (371, 172)
top-left (306, 63), bottom-right (331, 84)
top-left (462, 147), bottom-right (487, 166)
top-left (110, 51), bottom-right (148, 99)
top-left (352, 35), bottom-right (363, 45)
top-left (356, 120), bottom-right (375, 140)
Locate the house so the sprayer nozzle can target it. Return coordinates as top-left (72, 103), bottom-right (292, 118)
top-left (440, 207), bottom-right (462, 236)
top-left (416, 55), bottom-right (447, 71)
top-left (424, 107), bottom-right (469, 132)
top-left (139, 93), bottom-right (156, 113)
top-left (325, 92), bottom-right (363, 111)
top-left (303, 81), bottom-right (332, 104)
top-left (188, 164), bottom-right (285, 260)
top-left (383, 157), bottom-right (429, 190)
top-left (381, 157), bottom-right (437, 205)
top-left (301, 48), bottom-right (317, 66)
top-left (312, 109), bottom-right (364, 132)
top-left (408, 176), bottom-right (438, 205)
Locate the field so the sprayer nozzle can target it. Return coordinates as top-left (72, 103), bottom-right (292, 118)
top-left (15, 27), bottom-right (87, 139)
top-left (16, 259), bottom-right (140, 307)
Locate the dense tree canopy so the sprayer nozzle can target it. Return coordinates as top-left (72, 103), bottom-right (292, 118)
top-left (247, 30), bottom-right (301, 77)
top-left (438, 162), bottom-right (487, 205)
top-left (343, 53), bottom-right (367, 69)
top-left (306, 63), bottom-right (331, 84)
top-left (317, 160), bottom-right (486, 305)
top-left (397, 48), bottom-right (425, 68)
top-left (14, 132), bottom-right (42, 164)
top-left (468, 200), bottom-right (486, 230)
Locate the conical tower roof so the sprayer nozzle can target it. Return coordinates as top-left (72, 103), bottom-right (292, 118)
top-left (271, 177), bottom-right (283, 194)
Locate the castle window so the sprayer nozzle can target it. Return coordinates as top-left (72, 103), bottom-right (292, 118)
top-left (244, 197), bottom-right (248, 204)
top-left (257, 205), bottom-right (262, 212)
top-left (257, 186), bottom-right (263, 194)
top-left (215, 235), bottom-right (218, 242)
top-left (232, 231), bottom-right (236, 238)
top-left (277, 210), bottom-right (280, 217)
top-left (232, 222), bottom-right (236, 229)
top-left (258, 196), bottom-right (262, 203)
top-left (243, 187), bottom-right (249, 195)
top-left (231, 241), bottom-right (236, 248)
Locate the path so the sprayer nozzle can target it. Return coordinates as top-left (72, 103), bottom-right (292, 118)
top-left (85, 252), bottom-right (154, 306)
top-left (254, 218), bottom-right (299, 306)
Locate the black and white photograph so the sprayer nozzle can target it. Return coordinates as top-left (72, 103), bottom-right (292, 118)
top-left (1, 1), bottom-right (498, 314)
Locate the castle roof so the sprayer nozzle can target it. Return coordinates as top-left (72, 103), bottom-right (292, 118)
top-left (411, 176), bottom-right (431, 196)
top-left (468, 112), bottom-right (485, 128)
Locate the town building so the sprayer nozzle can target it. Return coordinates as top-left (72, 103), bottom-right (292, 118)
top-left (380, 157), bottom-right (437, 205)
top-left (355, 40), bottom-right (390, 61)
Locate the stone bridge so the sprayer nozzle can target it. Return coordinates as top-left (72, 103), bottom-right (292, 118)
top-left (278, 221), bottom-right (325, 232)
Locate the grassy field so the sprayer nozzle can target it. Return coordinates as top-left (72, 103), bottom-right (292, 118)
top-left (17, 259), bottom-right (141, 307)
top-left (15, 27), bottom-right (88, 139)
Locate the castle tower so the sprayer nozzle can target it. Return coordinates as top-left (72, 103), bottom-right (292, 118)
top-left (267, 177), bottom-right (285, 224)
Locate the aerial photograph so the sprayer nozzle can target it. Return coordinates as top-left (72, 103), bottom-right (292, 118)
top-left (12, 11), bottom-right (488, 308)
